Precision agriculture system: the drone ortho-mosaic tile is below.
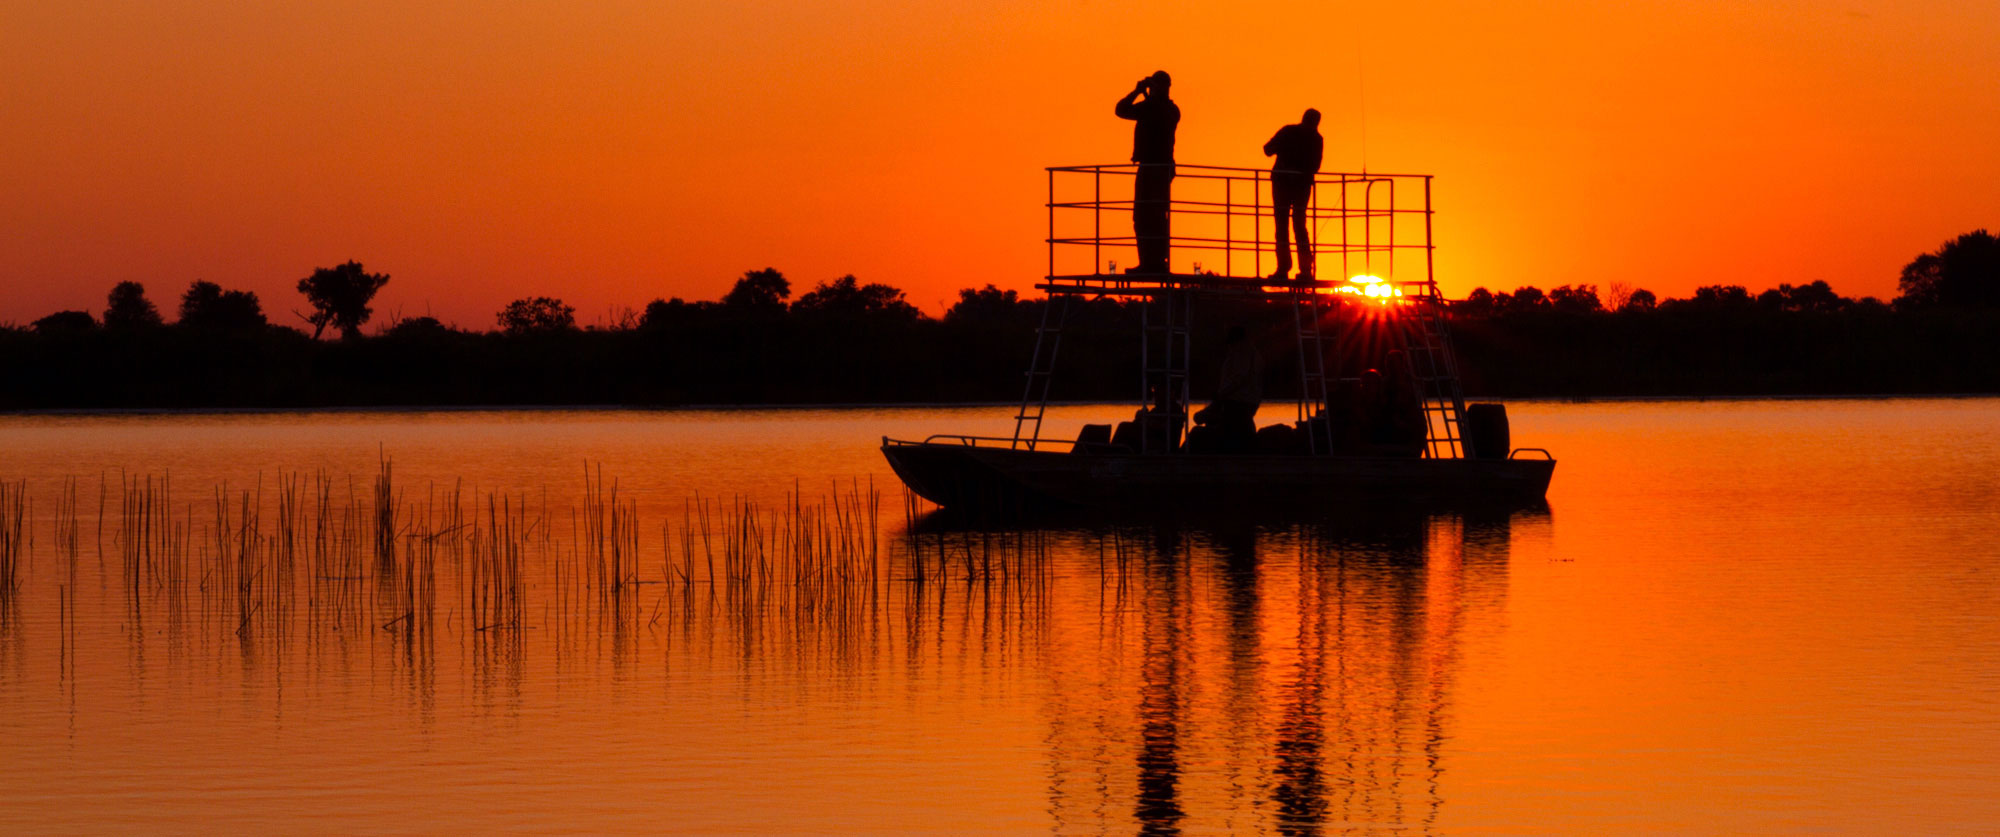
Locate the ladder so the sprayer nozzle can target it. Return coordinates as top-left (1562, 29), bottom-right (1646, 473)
top-left (1012, 293), bottom-right (1072, 450)
top-left (1138, 283), bottom-right (1191, 454)
top-left (1292, 289), bottom-right (1333, 454)
top-left (1397, 282), bottom-right (1468, 458)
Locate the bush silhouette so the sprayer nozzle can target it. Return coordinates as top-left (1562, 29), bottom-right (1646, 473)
top-left (104, 281), bottom-right (162, 329)
top-left (178, 280), bottom-right (266, 331)
top-left (498, 296), bottom-right (576, 334)
top-left (33, 310), bottom-right (96, 334)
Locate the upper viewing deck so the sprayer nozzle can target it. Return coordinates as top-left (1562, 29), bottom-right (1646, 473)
top-left (1042, 163), bottom-right (1439, 301)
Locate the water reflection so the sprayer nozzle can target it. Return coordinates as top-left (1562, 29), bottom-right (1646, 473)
top-left (1037, 508), bottom-right (1537, 834)
top-left (0, 451), bottom-right (1546, 832)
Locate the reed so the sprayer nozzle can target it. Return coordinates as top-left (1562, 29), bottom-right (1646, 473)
top-left (374, 452), bottom-right (398, 566)
top-left (55, 475), bottom-right (80, 560)
top-left (34, 454), bottom-right (1067, 679)
top-left (0, 479), bottom-right (23, 598)
top-left (469, 491), bottom-right (526, 632)
top-left (580, 463), bottom-right (642, 599)
top-left (384, 480), bottom-right (455, 640)
top-left (116, 472), bottom-right (189, 612)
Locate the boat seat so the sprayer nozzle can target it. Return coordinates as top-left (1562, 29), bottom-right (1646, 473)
top-left (1072, 423), bottom-right (1127, 455)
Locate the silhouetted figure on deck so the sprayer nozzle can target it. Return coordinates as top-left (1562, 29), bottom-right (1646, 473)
top-left (1263, 109), bottom-right (1323, 280)
top-left (1116, 382), bottom-right (1184, 454)
top-left (1193, 325), bottom-right (1262, 453)
top-left (1383, 352), bottom-right (1428, 456)
top-left (1116, 71), bottom-right (1180, 274)
top-left (1354, 351), bottom-right (1427, 457)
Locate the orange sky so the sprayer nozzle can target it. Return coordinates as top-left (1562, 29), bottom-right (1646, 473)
top-left (4, 0), bottom-right (1996, 328)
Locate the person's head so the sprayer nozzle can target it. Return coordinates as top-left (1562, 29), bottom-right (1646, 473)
top-left (1302, 108), bottom-right (1321, 127)
top-left (1225, 324), bottom-right (1247, 345)
top-left (1148, 71), bottom-right (1172, 96)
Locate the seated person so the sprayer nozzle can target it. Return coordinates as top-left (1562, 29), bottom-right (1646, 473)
top-left (1115, 383), bottom-right (1182, 453)
top-left (1383, 352), bottom-right (1428, 456)
top-left (1200, 325), bottom-right (1262, 453)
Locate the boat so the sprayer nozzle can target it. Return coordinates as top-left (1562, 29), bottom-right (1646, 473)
top-left (882, 163), bottom-right (1556, 513)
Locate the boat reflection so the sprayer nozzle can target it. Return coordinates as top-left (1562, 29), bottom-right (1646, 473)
top-left (1024, 506), bottom-right (1544, 834)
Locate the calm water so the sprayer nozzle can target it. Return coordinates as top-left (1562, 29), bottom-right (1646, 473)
top-left (0, 400), bottom-right (1995, 834)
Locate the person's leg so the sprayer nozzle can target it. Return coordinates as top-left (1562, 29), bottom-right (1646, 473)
top-left (1159, 166), bottom-right (1173, 270)
top-left (1133, 165), bottom-right (1171, 271)
top-left (1131, 170), bottom-right (1150, 269)
top-left (1293, 186), bottom-right (1314, 278)
top-left (1271, 182), bottom-right (1293, 278)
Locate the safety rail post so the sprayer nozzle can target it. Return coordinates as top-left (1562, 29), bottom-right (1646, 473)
top-left (1092, 167), bottom-right (1101, 276)
top-left (1387, 178), bottom-right (1396, 282)
top-left (1364, 179), bottom-right (1375, 279)
top-left (1254, 171), bottom-right (1264, 279)
top-left (1339, 174), bottom-right (1350, 282)
top-left (1047, 168), bottom-right (1055, 280)
top-left (1424, 175), bottom-right (1435, 289)
top-left (1307, 171), bottom-right (1319, 278)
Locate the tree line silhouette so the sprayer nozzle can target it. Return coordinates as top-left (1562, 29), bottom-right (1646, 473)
top-left (3, 230), bottom-right (1997, 409)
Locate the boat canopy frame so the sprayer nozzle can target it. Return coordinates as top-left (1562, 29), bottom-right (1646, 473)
top-left (1011, 163), bottom-right (1469, 460)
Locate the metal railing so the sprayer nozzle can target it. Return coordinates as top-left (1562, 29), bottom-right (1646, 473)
top-left (885, 434), bottom-right (1081, 452)
top-left (1046, 163), bottom-right (1436, 286)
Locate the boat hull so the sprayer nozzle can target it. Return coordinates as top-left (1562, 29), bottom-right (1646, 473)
top-left (881, 440), bottom-right (1555, 513)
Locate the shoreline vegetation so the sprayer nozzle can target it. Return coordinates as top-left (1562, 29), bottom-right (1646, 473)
top-left (5, 392), bottom-right (2000, 419)
top-left (6, 232), bottom-right (1997, 410)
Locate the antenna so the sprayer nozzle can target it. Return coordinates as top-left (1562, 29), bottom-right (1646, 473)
top-left (1358, 49), bottom-right (1368, 173)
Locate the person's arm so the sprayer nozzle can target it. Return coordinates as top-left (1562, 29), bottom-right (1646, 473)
top-left (1263, 127), bottom-right (1284, 157)
top-left (1114, 82), bottom-right (1146, 120)
top-left (1307, 134), bottom-right (1323, 174)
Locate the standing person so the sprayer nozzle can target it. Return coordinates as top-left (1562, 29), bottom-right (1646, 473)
top-left (1116, 71), bottom-right (1180, 274)
top-left (1263, 109), bottom-right (1323, 280)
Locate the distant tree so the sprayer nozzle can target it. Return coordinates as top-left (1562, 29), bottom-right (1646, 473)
top-left (178, 280), bottom-right (267, 330)
top-left (639, 297), bottom-right (707, 331)
top-left (1623, 289), bottom-right (1657, 311)
top-left (1758, 280), bottom-right (1846, 313)
top-left (945, 285), bottom-right (1023, 324)
top-left (1782, 280), bottom-right (1845, 313)
top-left (721, 268), bottom-right (791, 312)
top-left (1455, 287), bottom-right (1496, 316)
top-left (1690, 285), bottom-right (1752, 308)
top-left (1505, 286), bottom-right (1548, 312)
top-left (103, 281), bottom-right (162, 328)
top-left (1898, 230), bottom-right (2000, 308)
top-left (1604, 282), bottom-right (1634, 310)
top-left (32, 310), bottom-right (97, 334)
top-left (497, 296), bottom-right (576, 334)
top-left (297, 261), bottom-right (390, 340)
top-left (792, 275), bottom-right (920, 321)
top-left (605, 306), bottom-right (641, 331)
top-left (1548, 284), bottom-right (1603, 314)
